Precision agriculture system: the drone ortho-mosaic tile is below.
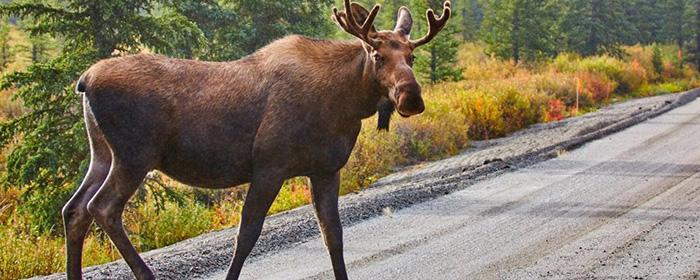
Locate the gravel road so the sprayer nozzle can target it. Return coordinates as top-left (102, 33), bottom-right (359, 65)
top-left (33, 89), bottom-right (700, 280)
top-left (209, 96), bottom-right (700, 280)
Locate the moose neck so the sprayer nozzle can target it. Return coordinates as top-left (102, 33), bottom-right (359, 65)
top-left (331, 40), bottom-right (386, 121)
top-left (246, 36), bottom-right (386, 124)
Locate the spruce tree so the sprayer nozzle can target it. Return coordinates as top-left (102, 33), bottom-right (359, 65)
top-left (560, 0), bottom-right (633, 56)
top-left (459, 0), bottom-right (483, 41)
top-left (691, 0), bottom-right (700, 66)
top-left (0, 21), bottom-right (11, 70)
top-left (412, 0), bottom-right (463, 83)
top-left (378, 0), bottom-right (404, 29)
top-left (627, 0), bottom-right (665, 45)
top-left (661, 0), bottom-right (693, 49)
top-left (0, 0), bottom-right (205, 233)
top-left (234, 0), bottom-right (335, 54)
top-left (171, 0), bottom-right (244, 60)
top-left (480, 0), bottom-right (558, 63)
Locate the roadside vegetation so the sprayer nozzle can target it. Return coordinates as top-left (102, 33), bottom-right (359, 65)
top-left (1, 0), bottom-right (700, 279)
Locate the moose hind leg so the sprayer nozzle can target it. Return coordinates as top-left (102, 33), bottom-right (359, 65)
top-left (63, 99), bottom-right (113, 280)
top-left (225, 171), bottom-right (285, 280)
top-left (310, 172), bottom-right (348, 280)
top-left (63, 153), bottom-right (111, 279)
top-left (87, 161), bottom-right (152, 280)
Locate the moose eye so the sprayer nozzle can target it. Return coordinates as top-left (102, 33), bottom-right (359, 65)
top-left (373, 53), bottom-right (384, 64)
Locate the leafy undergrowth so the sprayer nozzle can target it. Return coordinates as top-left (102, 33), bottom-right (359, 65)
top-left (2, 43), bottom-right (699, 279)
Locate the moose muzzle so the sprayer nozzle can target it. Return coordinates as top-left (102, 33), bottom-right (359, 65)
top-left (394, 82), bottom-right (424, 117)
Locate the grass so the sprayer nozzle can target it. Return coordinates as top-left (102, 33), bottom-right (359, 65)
top-left (1, 42), bottom-right (699, 279)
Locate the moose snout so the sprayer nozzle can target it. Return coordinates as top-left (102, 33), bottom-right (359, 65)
top-left (395, 82), bottom-right (424, 117)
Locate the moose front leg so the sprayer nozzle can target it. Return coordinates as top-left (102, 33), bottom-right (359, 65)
top-left (310, 172), bottom-right (348, 280)
top-left (226, 171), bottom-right (285, 280)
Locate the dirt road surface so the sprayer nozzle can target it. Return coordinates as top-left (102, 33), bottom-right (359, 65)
top-left (202, 98), bottom-right (700, 279)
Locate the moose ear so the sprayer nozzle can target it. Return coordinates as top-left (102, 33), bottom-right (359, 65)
top-left (394, 6), bottom-right (413, 35)
top-left (350, 2), bottom-right (378, 35)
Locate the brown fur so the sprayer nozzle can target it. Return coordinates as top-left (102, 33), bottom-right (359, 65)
top-left (61, 2), bottom-right (451, 280)
top-left (82, 37), bottom-right (380, 187)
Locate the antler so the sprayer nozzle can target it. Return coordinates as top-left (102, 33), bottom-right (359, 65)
top-left (332, 0), bottom-right (381, 49)
top-left (411, 0), bottom-right (451, 48)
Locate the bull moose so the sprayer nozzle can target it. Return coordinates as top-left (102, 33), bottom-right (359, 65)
top-left (62, 1), bottom-right (451, 279)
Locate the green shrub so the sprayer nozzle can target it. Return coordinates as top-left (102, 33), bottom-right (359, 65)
top-left (0, 227), bottom-right (64, 280)
top-left (269, 178), bottom-right (311, 215)
top-left (342, 122), bottom-right (404, 193)
top-left (126, 199), bottom-right (212, 251)
top-left (454, 89), bottom-right (505, 140)
top-left (397, 96), bottom-right (470, 161)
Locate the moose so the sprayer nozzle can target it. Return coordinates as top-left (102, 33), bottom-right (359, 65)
top-left (62, 1), bottom-right (451, 279)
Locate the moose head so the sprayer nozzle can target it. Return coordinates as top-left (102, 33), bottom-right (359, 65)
top-left (332, 0), bottom-right (451, 124)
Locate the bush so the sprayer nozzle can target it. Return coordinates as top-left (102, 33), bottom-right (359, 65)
top-left (125, 198), bottom-right (213, 251)
top-left (545, 99), bottom-right (566, 122)
top-left (342, 123), bottom-right (404, 193)
top-left (621, 59), bottom-right (648, 93)
top-left (453, 90), bottom-right (504, 140)
top-left (577, 72), bottom-right (617, 103)
top-left (269, 178), bottom-right (311, 215)
top-left (0, 228), bottom-right (64, 280)
top-left (497, 88), bottom-right (545, 133)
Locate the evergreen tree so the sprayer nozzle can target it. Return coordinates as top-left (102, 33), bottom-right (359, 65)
top-left (377, 0), bottom-right (404, 29)
top-left (0, 0), bottom-right (205, 233)
top-left (171, 0), bottom-right (244, 60)
top-left (29, 34), bottom-right (53, 63)
top-left (234, 0), bottom-right (335, 54)
top-left (0, 21), bottom-right (11, 70)
top-left (626, 0), bottom-right (664, 45)
top-left (480, 0), bottom-right (558, 63)
top-left (459, 0), bottom-right (483, 41)
top-left (661, 0), bottom-right (693, 49)
top-left (560, 0), bottom-right (633, 56)
top-left (412, 0), bottom-right (463, 83)
top-left (690, 0), bottom-right (700, 66)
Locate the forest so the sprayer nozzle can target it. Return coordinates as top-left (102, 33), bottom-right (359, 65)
top-left (1, 0), bottom-right (699, 278)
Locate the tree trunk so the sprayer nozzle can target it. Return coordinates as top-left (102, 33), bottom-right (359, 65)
top-left (462, 5), bottom-right (469, 41)
top-left (696, 0), bottom-right (700, 67)
top-left (511, 3), bottom-right (520, 64)
top-left (430, 45), bottom-right (437, 83)
top-left (32, 43), bottom-right (38, 63)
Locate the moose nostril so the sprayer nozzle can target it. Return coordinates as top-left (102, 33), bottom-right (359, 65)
top-left (397, 82), bottom-right (422, 96)
top-left (397, 93), bottom-right (425, 116)
top-left (416, 100), bottom-right (425, 113)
